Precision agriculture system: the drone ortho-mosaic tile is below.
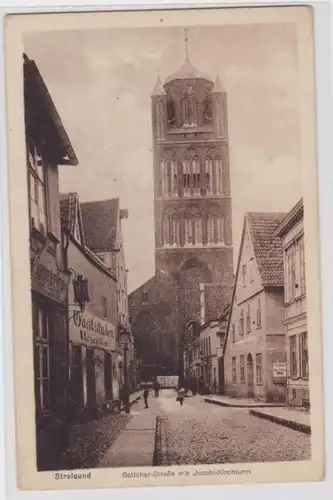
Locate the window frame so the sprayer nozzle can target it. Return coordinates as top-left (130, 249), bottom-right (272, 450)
top-left (232, 356), bottom-right (237, 383)
top-left (27, 137), bottom-right (48, 237)
top-left (255, 353), bottom-right (263, 385)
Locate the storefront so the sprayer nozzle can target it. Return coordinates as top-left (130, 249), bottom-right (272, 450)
top-left (60, 192), bottom-right (120, 419)
top-left (68, 309), bottom-right (120, 417)
top-left (30, 241), bottom-right (70, 471)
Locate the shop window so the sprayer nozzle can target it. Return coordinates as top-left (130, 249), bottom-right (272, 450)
top-left (256, 353), bottom-right (262, 384)
top-left (232, 357), bottom-right (237, 383)
top-left (240, 355), bottom-right (245, 383)
top-left (290, 335), bottom-right (297, 377)
top-left (27, 138), bottom-right (47, 237)
top-left (300, 332), bottom-right (309, 378)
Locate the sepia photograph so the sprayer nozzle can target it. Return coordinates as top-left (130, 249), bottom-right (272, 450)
top-left (4, 5), bottom-right (324, 491)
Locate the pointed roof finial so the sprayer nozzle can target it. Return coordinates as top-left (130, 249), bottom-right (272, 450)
top-left (212, 73), bottom-right (225, 93)
top-left (184, 28), bottom-right (189, 59)
top-left (151, 70), bottom-right (166, 96)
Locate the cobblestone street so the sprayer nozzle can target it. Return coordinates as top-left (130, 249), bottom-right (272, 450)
top-left (153, 390), bottom-right (311, 466)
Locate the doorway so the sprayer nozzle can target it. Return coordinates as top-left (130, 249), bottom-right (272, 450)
top-left (247, 353), bottom-right (254, 398)
top-left (104, 352), bottom-right (113, 401)
top-left (86, 349), bottom-right (97, 411)
top-left (70, 344), bottom-right (84, 412)
top-left (218, 357), bottom-right (225, 394)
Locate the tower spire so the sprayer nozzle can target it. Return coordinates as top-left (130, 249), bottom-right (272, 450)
top-left (184, 28), bottom-right (189, 59)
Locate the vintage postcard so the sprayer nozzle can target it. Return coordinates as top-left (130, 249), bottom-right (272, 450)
top-left (4, 5), bottom-right (324, 491)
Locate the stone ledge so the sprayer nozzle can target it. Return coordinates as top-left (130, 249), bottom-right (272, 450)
top-left (249, 409), bottom-right (311, 435)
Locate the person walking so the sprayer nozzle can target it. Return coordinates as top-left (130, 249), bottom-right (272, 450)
top-left (153, 380), bottom-right (160, 398)
top-left (143, 387), bottom-right (149, 408)
top-left (176, 386), bottom-right (185, 407)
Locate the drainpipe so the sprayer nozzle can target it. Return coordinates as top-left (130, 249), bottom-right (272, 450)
top-left (199, 283), bottom-right (205, 326)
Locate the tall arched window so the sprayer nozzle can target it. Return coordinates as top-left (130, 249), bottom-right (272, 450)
top-left (207, 214), bottom-right (225, 244)
top-left (182, 149), bottom-right (201, 197)
top-left (161, 153), bottom-right (178, 197)
top-left (204, 154), bottom-right (223, 195)
top-left (204, 156), bottom-right (213, 195)
top-left (214, 155), bottom-right (223, 195)
top-left (184, 209), bottom-right (203, 246)
top-left (162, 209), bottom-right (180, 247)
top-left (182, 96), bottom-right (197, 127)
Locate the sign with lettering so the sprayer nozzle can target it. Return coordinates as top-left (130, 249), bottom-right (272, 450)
top-left (273, 362), bottom-right (287, 378)
top-left (71, 311), bottom-right (116, 352)
top-left (30, 246), bottom-right (69, 304)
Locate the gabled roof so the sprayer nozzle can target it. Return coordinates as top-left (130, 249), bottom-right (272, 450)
top-left (274, 198), bottom-right (303, 238)
top-left (80, 199), bottom-right (119, 252)
top-left (247, 212), bottom-right (286, 287)
top-left (203, 283), bottom-right (233, 323)
top-left (222, 211), bottom-right (286, 356)
top-left (23, 54), bottom-right (78, 166)
top-left (60, 192), bottom-right (86, 246)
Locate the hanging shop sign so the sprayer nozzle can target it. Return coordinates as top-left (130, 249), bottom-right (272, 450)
top-left (71, 310), bottom-right (116, 351)
top-left (30, 246), bottom-right (69, 304)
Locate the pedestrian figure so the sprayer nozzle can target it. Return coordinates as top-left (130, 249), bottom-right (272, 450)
top-left (153, 380), bottom-right (160, 398)
top-left (176, 386), bottom-right (185, 407)
top-left (143, 387), bottom-right (149, 408)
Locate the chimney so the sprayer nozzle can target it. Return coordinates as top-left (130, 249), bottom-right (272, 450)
top-left (199, 283), bottom-right (205, 326)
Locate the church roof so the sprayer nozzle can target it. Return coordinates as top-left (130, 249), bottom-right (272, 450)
top-left (211, 73), bottom-right (225, 93)
top-left (164, 55), bottom-right (213, 84)
top-left (151, 74), bottom-right (166, 96)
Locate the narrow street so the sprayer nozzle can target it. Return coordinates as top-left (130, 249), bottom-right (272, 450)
top-left (138, 389), bottom-right (311, 466)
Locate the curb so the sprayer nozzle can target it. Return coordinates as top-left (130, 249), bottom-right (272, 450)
top-left (249, 409), bottom-right (311, 435)
top-left (204, 397), bottom-right (284, 408)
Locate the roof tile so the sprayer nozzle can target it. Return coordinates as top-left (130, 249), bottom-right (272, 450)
top-left (246, 212), bottom-right (287, 286)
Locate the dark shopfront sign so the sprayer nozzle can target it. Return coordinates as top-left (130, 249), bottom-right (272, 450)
top-left (31, 261), bottom-right (68, 304)
top-left (71, 311), bottom-right (116, 351)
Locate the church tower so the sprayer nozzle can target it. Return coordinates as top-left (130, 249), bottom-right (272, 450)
top-left (151, 30), bottom-right (234, 324)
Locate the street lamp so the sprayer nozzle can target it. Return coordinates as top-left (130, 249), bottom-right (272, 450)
top-left (119, 327), bottom-right (131, 414)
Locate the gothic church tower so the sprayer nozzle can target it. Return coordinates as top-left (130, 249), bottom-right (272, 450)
top-left (151, 31), bottom-right (234, 324)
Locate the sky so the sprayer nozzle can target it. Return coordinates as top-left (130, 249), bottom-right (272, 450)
top-left (25, 23), bottom-right (302, 293)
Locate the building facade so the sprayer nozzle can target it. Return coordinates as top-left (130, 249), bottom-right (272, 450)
top-left (275, 200), bottom-right (308, 407)
top-left (183, 285), bottom-right (230, 394)
top-left (60, 193), bottom-right (119, 418)
top-left (24, 54), bottom-right (78, 470)
top-left (79, 199), bottom-right (138, 392)
top-left (129, 37), bottom-right (234, 379)
top-left (224, 213), bottom-right (287, 403)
